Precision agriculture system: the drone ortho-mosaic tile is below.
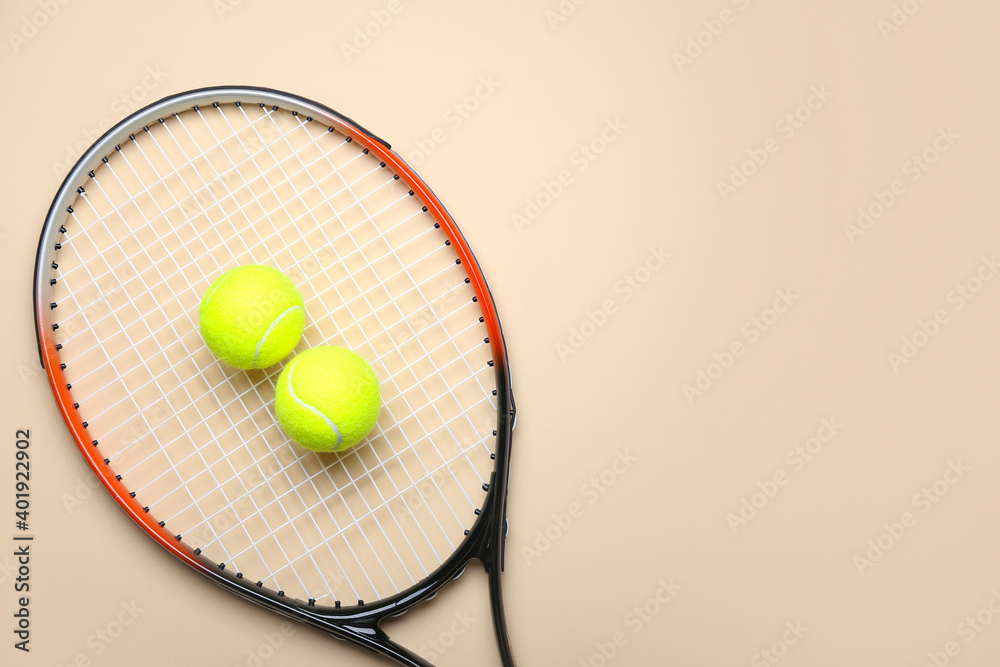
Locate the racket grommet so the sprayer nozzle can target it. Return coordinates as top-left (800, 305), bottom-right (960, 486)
top-left (65, 382), bottom-right (70, 389)
top-left (408, 190), bottom-right (414, 196)
top-left (129, 492), bottom-right (136, 498)
top-left (491, 452), bottom-right (496, 460)
top-left (51, 303), bottom-right (58, 310)
top-left (484, 338), bottom-right (490, 344)
top-left (482, 483), bottom-right (490, 492)
top-left (363, 148), bottom-right (369, 154)
top-left (59, 363), bottom-right (65, 370)
top-left (472, 296), bottom-right (478, 302)
top-left (345, 135), bottom-right (351, 141)
top-left (77, 186), bottom-right (85, 194)
top-left (52, 261), bottom-right (58, 269)
top-left (474, 509), bottom-right (481, 515)
top-left (455, 259), bottom-right (461, 265)
top-left (54, 243), bottom-right (61, 250)
top-left (59, 224), bottom-right (67, 231)
top-left (115, 475), bottom-right (122, 481)
top-left (143, 506), bottom-right (149, 512)
top-left (464, 530), bottom-right (470, 536)
top-left (277, 590), bottom-right (284, 597)
top-left (219, 563), bottom-right (225, 570)
top-left (88, 170), bottom-right (95, 178)
top-left (91, 440), bottom-right (98, 446)
top-left (175, 535), bottom-right (182, 541)
top-left (306, 116), bottom-right (312, 122)
top-left (358, 600), bottom-right (364, 606)
top-left (83, 422), bottom-right (89, 429)
top-left (236, 572), bottom-right (243, 579)
top-left (52, 324), bottom-right (59, 331)
top-left (195, 548), bottom-right (202, 555)
top-left (424, 207), bottom-right (430, 213)
top-left (308, 599), bottom-right (315, 606)
top-left (479, 317), bottom-right (485, 323)
top-left (213, 102), bottom-right (220, 108)
top-left (158, 521), bottom-right (165, 527)
top-left (335, 601), bottom-right (341, 609)
top-left (393, 174), bottom-right (399, 180)
top-left (256, 581), bottom-right (263, 588)
top-left (444, 240), bottom-right (451, 246)
top-left (72, 402), bottom-right (77, 409)
top-left (487, 360), bottom-right (494, 367)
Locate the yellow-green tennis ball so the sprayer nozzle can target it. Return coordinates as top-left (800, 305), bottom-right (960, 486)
top-left (275, 346), bottom-right (381, 452)
top-left (199, 265), bottom-right (305, 370)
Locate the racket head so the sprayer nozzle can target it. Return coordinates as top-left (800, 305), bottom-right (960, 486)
top-left (33, 87), bottom-right (515, 640)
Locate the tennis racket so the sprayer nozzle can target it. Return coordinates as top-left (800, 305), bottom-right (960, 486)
top-left (33, 86), bottom-right (516, 666)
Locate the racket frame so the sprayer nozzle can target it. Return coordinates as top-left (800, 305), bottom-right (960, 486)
top-left (32, 86), bottom-right (516, 667)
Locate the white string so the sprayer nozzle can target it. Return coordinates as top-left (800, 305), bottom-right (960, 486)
top-left (51, 99), bottom-right (499, 605)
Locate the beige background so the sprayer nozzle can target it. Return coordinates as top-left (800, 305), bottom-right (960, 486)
top-left (2, 0), bottom-right (999, 665)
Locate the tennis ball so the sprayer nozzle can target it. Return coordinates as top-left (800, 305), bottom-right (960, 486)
top-left (199, 265), bottom-right (305, 370)
top-left (275, 346), bottom-right (381, 452)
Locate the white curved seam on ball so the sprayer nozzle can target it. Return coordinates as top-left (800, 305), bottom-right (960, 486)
top-left (286, 356), bottom-right (342, 448)
top-left (254, 305), bottom-right (304, 369)
top-left (201, 271), bottom-right (235, 310)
